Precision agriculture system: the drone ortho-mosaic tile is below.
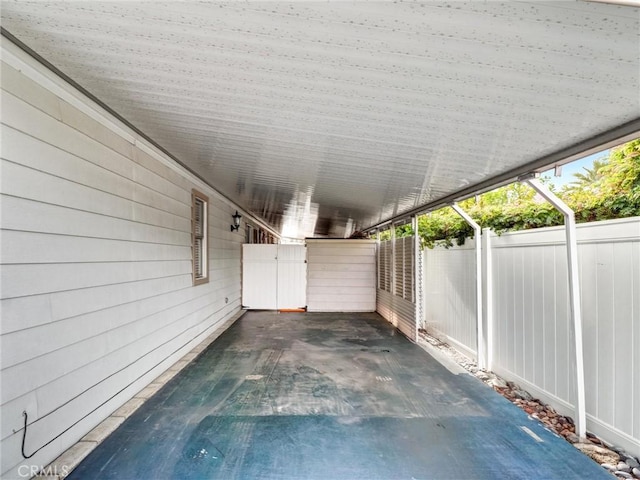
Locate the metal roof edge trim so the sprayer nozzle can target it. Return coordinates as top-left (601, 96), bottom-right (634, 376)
top-left (0, 28), bottom-right (282, 239)
top-left (582, 0), bottom-right (640, 7)
top-left (364, 118), bottom-right (640, 232)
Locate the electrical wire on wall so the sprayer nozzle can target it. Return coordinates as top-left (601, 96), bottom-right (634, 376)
top-left (18, 312), bottom-right (228, 460)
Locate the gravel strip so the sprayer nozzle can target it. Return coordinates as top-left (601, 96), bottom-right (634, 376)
top-left (418, 329), bottom-right (639, 480)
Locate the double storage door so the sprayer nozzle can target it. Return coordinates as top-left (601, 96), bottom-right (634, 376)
top-left (242, 244), bottom-right (307, 310)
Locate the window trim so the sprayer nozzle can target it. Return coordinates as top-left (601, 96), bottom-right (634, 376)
top-left (192, 189), bottom-right (209, 286)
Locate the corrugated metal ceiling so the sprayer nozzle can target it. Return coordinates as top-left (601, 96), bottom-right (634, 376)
top-left (1, 1), bottom-right (639, 238)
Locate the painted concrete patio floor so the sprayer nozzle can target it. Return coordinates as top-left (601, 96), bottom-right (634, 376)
top-left (67, 312), bottom-right (608, 480)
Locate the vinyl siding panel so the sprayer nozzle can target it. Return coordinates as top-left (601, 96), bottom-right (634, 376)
top-left (1, 90), bottom-right (135, 179)
top-left (1, 230), bottom-right (190, 264)
top-left (2, 124), bottom-right (190, 218)
top-left (309, 277), bottom-right (373, 287)
top-left (0, 46), bottom-right (248, 478)
top-left (1, 159), bottom-right (189, 232)
top-left (1, 194), bottom-right (190, 245)
top-left (307, 240), bottom-right (376, 312)
top-left (0, 260), bottom-right (190, 302)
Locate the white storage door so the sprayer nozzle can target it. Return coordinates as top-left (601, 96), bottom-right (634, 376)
top-left (306, 239), bottom-right (376, 312)
top-left (242, 244), bottom-right (278, 309)
top-left (276, 245), bottom-right (307, 309)
top-left (242, 244), bottom-right (307, 310)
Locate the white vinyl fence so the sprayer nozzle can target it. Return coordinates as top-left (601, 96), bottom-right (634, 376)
top-left (423, 238), bottom-right (478, 358)
top-left (422, 216), bottom-right (640, 457)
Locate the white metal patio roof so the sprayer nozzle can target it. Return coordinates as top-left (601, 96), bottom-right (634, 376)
top-left (1, 1), bottom-right (639, 238)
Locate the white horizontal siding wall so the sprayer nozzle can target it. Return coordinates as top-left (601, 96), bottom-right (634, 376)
top-left (0, 39), bottom-right (248, 478)
top-left (421, 217), bottom-right (640, 457)
top-left (307, 239), bottom-right (376, 312)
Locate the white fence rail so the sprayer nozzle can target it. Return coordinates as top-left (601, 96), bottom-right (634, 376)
top-left (422, 217), bottom-right (640, 457)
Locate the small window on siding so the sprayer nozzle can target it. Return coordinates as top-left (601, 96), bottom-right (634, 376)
top-left (192, 190), bottom-right (209, 285)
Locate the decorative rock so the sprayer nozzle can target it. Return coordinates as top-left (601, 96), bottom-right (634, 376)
top-left (490, 377), bottom-right (507, 388)
top-left (625, 458), bottom-right (639, 469)
top-left (566, 433), bottom-right (580, 444)
top-left (618, 462), bottom-right (632, 473)
top-left (614, 472), bottom-right (632, 479)
top-left (419, 330), bottom-right (632, 475)
top-left (574, 443), bottom-right (620, 465)
top-left (513, 389), bottom-right (533, 401)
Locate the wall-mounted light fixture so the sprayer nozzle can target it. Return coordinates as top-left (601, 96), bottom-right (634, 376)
top-left (230, 211), bottom-right (242, 232)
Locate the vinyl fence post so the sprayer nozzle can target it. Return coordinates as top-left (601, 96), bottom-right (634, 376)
top-left (482, 227), bottom-right (493, 372)
top-left (451, 203), bottom-right (485, 370)
top-left (413, 215), bottom-right (421, 342)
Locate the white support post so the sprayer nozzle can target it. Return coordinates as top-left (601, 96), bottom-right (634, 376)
top-left (451, 203), bottom-right (485, 370)
top-left (482, 227), bottom-right (493, 371)
top-left (524, 177), bottom-right (586, 441)
top-left (376, 229), bottom-right (381, 291)
top-left (391, 223), bottom-right (396, 300)
top-left (412, 215), bottom-right (421, 342)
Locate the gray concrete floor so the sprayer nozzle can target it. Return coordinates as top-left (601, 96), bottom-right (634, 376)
top-left (67, 312), bottom-right (609, 479)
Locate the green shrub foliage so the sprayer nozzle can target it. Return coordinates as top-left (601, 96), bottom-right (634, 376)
top-left (394, 139), bottom-right (640, 248)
